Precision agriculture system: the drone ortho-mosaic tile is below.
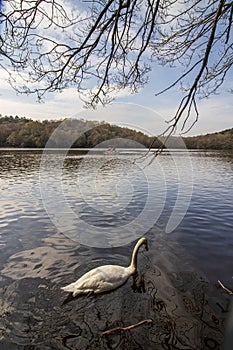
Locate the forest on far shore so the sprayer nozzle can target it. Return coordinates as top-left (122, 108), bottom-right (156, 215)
top-left (0, 115), bottom-right (232, 150)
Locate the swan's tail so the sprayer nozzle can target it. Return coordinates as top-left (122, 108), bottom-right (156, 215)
top-left (61, 283), bottom-right (75, 294)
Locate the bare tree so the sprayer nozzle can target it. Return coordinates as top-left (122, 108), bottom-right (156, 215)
top-left (0, 0), bottom-right (232, 136)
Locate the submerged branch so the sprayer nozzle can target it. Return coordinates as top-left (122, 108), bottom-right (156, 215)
top-left (218, 280), bottom-right (233, 295)
top-left (102, 319), bottom-right (153, 335)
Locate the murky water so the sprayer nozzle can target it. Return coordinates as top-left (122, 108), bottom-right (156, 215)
top-left (0, 148), bottom-right (232, 349)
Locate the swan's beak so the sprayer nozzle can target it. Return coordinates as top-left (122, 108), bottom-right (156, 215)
top-left (145, 241), bottom-right (149, 251)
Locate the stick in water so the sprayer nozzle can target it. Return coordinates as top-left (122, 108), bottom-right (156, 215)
top-left (218, 280), bottom-right (233, 295)
top-left (102, 319), bottom-right (153, 335)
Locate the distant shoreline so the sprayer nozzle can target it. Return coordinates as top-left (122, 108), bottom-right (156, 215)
top-left (0, 115), bottom-right (232, 150)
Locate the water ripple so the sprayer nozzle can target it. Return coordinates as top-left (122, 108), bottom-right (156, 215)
top-left (0, 149), bottom-right (232, 348)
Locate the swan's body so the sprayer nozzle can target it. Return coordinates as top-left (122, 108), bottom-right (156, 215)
top-left (61, 237), bottom-right (148, 297)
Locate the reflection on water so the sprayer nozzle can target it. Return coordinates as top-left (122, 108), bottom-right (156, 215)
top-left (0, 149), bottom-right (232, 349)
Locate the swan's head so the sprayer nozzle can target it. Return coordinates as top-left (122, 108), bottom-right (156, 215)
top-left (139, 237), bottom-right (148, 251)
top-left (129, 237), bottom-right (149, 273)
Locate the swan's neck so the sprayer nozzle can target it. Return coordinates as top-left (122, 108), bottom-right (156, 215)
top-left (129, 238), bottom-right (145, 274)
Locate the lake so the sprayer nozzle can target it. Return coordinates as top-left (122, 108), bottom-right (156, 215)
top-left (0, 148), bottom-right (232, 349)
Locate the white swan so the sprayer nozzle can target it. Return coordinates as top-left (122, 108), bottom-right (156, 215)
top-left (61, 237), bottom-right (148, 297)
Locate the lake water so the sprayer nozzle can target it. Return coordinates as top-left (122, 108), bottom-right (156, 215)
top-left (0, 148), bottom-right (232, 349)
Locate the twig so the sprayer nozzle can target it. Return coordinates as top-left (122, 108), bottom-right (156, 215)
top-left (218, 280), bottom-right (233, 295)
top-left (102, 319), bottom-right (153, 335)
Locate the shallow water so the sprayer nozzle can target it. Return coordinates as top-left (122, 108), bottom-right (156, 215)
top-left (0, 148), bottom-right (232, 349)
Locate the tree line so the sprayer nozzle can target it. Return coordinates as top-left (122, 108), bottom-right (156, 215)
top-left (0, 115), bottom-right (155, 149)
top-left (184, 129), bottom-right (233, 150)
top-left (0, 115), bottom-right (232, 150)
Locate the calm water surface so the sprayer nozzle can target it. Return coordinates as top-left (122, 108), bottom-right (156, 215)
top-left (0, 148), bottom-right (232, 349)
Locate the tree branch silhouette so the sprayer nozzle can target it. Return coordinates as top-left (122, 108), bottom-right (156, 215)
top-left (0, 0), bottom-right (232, 142)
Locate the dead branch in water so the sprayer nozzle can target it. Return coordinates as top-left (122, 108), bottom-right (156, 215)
top-left (102, 319), bottom-right (153, 335)
top-left (218, 280), bottom-right (233, 295)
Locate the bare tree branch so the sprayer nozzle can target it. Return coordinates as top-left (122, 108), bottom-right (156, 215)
top-left (0, 0), bottom-right (232, 140)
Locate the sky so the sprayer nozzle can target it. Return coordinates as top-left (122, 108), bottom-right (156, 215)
top-left (0, 1), bottom-right (232, 137)
top-left (0, 64), bottom-right (232, 137)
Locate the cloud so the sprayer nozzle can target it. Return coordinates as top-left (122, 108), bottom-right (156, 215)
top-left (53, 88), bottom-right (81, 102)
top-left (71, 102), bottom-right (168, 136)
top-left (0, 69), bottom-right (13, 90)
top-left (192, 95), bottom-right (233, 135)
top-left (0, 83), bottom-right (83, 120)
top-left (153, 93), bottom-right (233, 136)
top-left (0, 65), bottom-right (232, 136)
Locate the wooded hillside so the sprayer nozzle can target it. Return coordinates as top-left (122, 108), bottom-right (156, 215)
top-left (184, 129), bottom-right (233, 150)
top-left (0, 115), bottom-right (156, 148)
top-left (0, 115), bottom-right (232, 150)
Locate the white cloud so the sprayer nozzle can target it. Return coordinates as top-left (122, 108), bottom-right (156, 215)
top-left (0, 66), bottom-right (232, 136)
top-left (153, 93), bottom-right (233, 136)
top-left (191, 95), bottom-right (233, 135)
top-left (0, 84), bottom-right (83, 120)
top-left (71, 102), bottom-right (168, 136)
top-left (0, 69), bottom-right (13, 90)
top-left (53, 88), bottom-right (81, 102)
